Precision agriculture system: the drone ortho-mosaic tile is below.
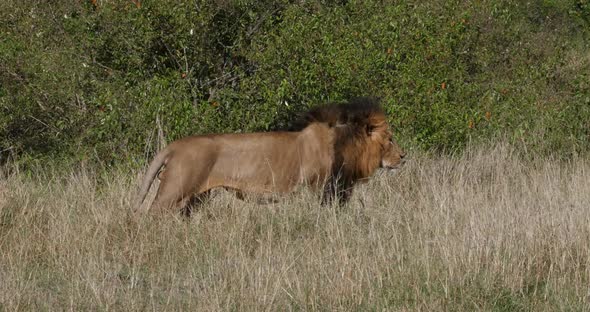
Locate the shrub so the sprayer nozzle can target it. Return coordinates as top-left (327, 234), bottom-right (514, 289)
top-left (0, 0), bottom-right (588, 165)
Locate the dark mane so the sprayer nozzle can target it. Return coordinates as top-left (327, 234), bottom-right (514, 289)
top-left (292, 97), bottom-right (391, 205)
top-left (291, 97), bottom-right (384, 131)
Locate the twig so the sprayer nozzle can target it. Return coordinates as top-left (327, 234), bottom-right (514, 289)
top-left (28, 115), bottom-right (60, 135)
top-left (0, 146), bottom-right (14, 153)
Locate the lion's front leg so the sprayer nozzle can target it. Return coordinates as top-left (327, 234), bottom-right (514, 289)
top-left (321, 177), bottom-right (353, 206)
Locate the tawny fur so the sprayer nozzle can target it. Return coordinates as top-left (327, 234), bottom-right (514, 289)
top-left (135, 98), bottom-right (405, 214)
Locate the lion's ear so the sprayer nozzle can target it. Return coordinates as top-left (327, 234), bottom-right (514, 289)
top-left (366, 121), bottom-right (386, 138)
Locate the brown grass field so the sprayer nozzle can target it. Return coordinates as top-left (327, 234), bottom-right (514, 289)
top-left (1, 144), bottom-right (589, 311)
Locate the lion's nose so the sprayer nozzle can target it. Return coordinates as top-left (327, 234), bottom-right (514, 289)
top-left (400, 152), bottom-right (406, 159)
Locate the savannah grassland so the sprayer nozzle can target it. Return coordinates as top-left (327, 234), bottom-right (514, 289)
top-left (2, 1), bottom-right (590, 310)
top-left (1, 144), bottom-right (589, 311)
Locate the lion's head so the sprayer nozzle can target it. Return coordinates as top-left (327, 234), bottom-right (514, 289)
top-left (380, 135), bottom-right (406, 170)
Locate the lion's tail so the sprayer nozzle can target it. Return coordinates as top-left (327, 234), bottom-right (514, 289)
top-left (134, 147), bottom-right (172, 212)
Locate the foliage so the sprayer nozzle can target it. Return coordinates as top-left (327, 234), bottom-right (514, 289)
top-left (1, 0), bottom-right (589, 165)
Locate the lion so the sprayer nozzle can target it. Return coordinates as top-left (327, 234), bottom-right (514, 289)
top-left (135, 98), bottom-right (405, 214)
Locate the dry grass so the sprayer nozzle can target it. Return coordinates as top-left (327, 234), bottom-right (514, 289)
top-left (1, 144), bottom-right (589, 311)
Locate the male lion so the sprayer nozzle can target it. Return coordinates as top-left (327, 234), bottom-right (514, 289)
top-left (135, 98), bottom-right (405, 214)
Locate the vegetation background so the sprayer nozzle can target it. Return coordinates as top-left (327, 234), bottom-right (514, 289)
top-left (1, 0), bottom-right (590, 310)
top-left (1, 0), bottom-right (589, 165)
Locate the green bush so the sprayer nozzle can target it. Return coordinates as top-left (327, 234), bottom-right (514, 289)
top-left (0, 0), bottom-right (589, 165)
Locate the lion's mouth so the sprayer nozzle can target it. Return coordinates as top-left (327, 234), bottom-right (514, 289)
top-left (381, 159), bottom-right (406, 170)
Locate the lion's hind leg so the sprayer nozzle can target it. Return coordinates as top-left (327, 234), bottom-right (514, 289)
top-left (148, 156), bottom-right (216, 215)
top-left (149, 191), bottom-right (190, 215)
top-left (182, 190), bottom-right (212, 217)
top-left (149, 176), bottom-right (197, 215)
